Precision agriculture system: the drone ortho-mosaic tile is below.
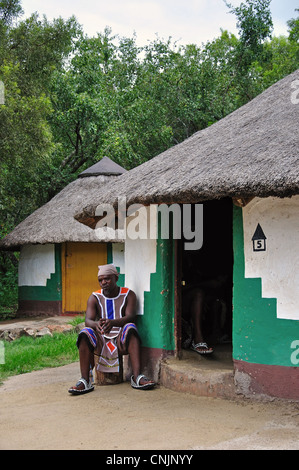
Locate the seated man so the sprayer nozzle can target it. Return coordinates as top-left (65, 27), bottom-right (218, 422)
top-left (68, 264), bottom-right (156, 394)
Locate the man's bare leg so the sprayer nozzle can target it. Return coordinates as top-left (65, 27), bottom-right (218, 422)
top-left (68, 337), bottom-right (94, 392)
top-left (127, 333), bottom-right (155, 387)
top-left (190, 289), bottom-right (213, 354)
top-left (190, 289), bottom-right (205, 344)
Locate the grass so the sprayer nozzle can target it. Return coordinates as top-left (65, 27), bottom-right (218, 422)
top-left (0, 316), bottom-right (84, 383)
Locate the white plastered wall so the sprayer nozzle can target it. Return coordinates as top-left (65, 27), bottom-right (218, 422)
top-left (243, 195), bottom-right (299, 320)
top-left (18, 244), bottom-right (55, 286)
top-left (124, 205), bottom-right (157, 315)
top-left (112, 243), bottom-right (125, 275)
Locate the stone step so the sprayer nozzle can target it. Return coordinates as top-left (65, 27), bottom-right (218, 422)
top-left (160, 345), bottom-right (237, 399)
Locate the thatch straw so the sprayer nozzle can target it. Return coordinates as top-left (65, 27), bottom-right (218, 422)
top-left (75, 70), bottom-right (299, 226)
top-left (0, 158), bottom-right (126, 250)
top-left (1, 71), bottom-right (298, 249)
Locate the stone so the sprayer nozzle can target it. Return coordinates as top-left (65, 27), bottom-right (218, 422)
top-left (75, 322), bottom-right (85, 333)
top-left (22, 328), bottom-right (35, 338)
top-left (0, 330), bottom-right (17, 342)
top-left (35, 327), bottom-right (53, 338)
top-left (46, 324), bottom-right (73, 334)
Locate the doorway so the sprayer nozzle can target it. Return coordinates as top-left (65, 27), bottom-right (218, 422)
top-left (177, 198), bottom-right (233, 357)
top-left (61, 242), bottom-right (107, 314)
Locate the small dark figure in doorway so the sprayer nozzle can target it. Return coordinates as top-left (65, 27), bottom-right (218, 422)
top-left (181, 251), bottom-right (230, 355)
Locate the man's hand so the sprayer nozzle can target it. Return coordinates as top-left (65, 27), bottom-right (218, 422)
top-left (98, 318), bottom-right (113, 335)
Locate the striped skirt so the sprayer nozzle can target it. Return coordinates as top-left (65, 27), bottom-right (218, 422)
top-left (77, 323), bottom-right (139, 373)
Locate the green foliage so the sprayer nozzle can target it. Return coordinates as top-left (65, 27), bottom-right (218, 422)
top-left (0, 2), bottom-right (82, 230)
top-left (287, 8), bottom-right (299, 43)
top-left (0, 2), bottom-right (82, 314)
top-left (0, 0), bottom-right (23, 37)
top-left (0, 0), bottom-right (298, 314)
top-left (0, 258), bottom-right (18, 315)
top-left (225, 0), bottom-right (273, 52)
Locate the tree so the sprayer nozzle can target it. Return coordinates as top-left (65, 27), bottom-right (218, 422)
top-left (222, 0), bottom-right (273, 101)
top-left (0, 3), bottom-right (81, 310)
top-left (0, 7), bottom-right (82, 224)
top-left (287, 8), bottom-right (299, 43)
top-left (225, 0), bottom-right (273, 51)
top-left (1, 0), bottom-right (298, 314)
top-left (248, 8), bottom-right (299, 89)
top-left (0, 0), bottom-right (23, 35)
top-left (49, 29), bottom-right (174, 174)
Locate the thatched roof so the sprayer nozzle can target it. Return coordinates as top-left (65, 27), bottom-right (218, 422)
top-left (1, 71), bottom-right (298, 250)
top-left (78, 156), bottom-right (126, 177)
top-left (0, 157), bottom-right (126, 250)
top-left (75, 69), bottom-right (299, 227)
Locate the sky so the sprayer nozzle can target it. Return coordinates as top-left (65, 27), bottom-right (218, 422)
top-left (20, 0), bottom-right (298, 47)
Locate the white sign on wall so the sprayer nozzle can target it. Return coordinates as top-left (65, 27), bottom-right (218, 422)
top-left (252, 223), bottom-right (267, 252)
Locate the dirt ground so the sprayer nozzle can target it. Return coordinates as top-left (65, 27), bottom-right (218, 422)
top-left (1, 361), bottom-right (299, 451)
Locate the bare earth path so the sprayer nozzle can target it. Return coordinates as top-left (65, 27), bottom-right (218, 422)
top-left (1, 361), bottom-right (299, 451)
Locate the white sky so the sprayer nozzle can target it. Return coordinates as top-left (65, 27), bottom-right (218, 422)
top-left (20, 0), bottom-right (298, 47)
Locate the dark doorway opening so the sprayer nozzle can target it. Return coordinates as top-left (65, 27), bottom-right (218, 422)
top-left (178, 198), bottom-right (233, 358)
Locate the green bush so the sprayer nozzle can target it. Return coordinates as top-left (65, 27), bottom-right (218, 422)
top-left (0, 253), bottom-right (18, 320)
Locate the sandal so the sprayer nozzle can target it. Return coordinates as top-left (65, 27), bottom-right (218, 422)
top-left (68, 378), bottom-right (94, 395)
top-left (131, 374), bottom-right (156, 390)
top-left (191, 341), bottom-right (214, 355)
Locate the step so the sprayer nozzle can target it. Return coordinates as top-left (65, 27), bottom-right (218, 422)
top-left (160, 344), bottom-right (237, 399)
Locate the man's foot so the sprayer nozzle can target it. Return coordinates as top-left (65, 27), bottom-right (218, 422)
top-left (68, 378), bottom-right (94, 395)
top-left (191, 341), bottom-right (214, 355)
top-left (131, 374), bottom-right (156, 390)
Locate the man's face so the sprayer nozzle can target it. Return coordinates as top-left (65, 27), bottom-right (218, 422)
top-left (98, 274), bottom-right (117, 294)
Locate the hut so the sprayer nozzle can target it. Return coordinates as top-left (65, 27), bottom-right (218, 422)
top-left (74, 70), bottom-right (299, 400)
top-left (0, 157), bottom-right (126, 316)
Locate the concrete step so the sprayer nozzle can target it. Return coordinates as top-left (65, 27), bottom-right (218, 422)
top-left (160, 344), bottom-right (237, 399)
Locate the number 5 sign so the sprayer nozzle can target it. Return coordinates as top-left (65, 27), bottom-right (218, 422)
top-left (252, 223), bottom-right (267, 252)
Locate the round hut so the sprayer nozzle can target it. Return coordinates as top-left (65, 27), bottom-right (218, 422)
top-left (0, 157), bottom-right (126, 316)
top-left (74, 71), bottom-right (299, 400)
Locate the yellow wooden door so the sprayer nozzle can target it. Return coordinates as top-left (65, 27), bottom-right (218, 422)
top-left (62, 242), bottom-right (107, 314)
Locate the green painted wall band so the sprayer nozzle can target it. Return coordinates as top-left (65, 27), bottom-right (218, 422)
top-left (233, 206), bottom-right (298, 367)
top-left (18, 245), bottom-right (62, 301)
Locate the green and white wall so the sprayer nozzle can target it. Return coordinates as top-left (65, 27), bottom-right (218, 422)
top-left (111, 198), bottom-right (299, 398)
top-left (18, 244), bottom-right (62, 316)
top-left (20, 198), bottom-right (297, 397)
top-left (233, 195), bottom-right (299, 399)
top-left (109, 206), bottom-right (175, 381)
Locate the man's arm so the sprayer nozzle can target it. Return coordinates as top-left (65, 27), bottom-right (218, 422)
top-left (85, 294), bottom-right (102, 336)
